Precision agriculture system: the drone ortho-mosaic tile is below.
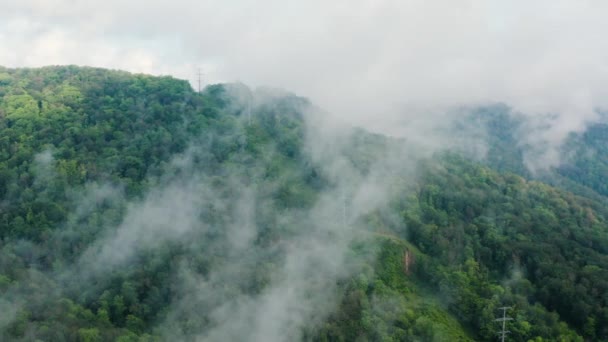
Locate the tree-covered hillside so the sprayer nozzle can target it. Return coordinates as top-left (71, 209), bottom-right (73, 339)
top-left (0, 66), bottom-right (607, 341)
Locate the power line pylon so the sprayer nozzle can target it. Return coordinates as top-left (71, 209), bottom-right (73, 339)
top-left (197, 68), bottom-right (203, 93)
top-left (496, 306), bottom-right (513, 342)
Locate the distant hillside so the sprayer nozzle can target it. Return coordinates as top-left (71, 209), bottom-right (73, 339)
top-left (460, 104), bottom-right (608, 202)
top-left (0, 66), bottom-right (606, 341)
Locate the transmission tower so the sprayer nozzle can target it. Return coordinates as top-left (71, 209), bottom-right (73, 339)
top-left (496, 306), bottom-right (513, 342)
top-left (196, 68), bottom-right (203, 93)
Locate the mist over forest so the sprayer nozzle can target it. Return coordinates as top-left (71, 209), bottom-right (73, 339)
top-left (2, 1), bottom-right (608, 342)
top-left (0, 66), bottom-right (606, 342)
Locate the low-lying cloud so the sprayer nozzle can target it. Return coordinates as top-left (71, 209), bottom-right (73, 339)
top-left (2, 1), bottom-right (608, 152)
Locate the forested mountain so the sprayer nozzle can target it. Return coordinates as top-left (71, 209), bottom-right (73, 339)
top-left (0, 66), bottom-right (607, 341)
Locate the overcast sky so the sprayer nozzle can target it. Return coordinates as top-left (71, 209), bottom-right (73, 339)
top-left (2, 0), bottom-right (608, 137)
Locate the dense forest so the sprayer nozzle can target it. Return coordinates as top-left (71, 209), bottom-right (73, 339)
top-left (0, 66), bottom-right (607, 341)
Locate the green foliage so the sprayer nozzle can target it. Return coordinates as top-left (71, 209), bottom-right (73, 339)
top-left (1, 66), bottom-right (607, 341)
top-left (315, 238), bottom-right (473, 341)
top-left (405, 154), bottom-right (606, 340)
top-left (0, 66), bottom-right (322, 340)
top-left (78, 328), bottom-right (101, 342)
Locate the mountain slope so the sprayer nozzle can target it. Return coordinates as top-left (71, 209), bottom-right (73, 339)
top-left (0, 66), bottom-right (606, 341)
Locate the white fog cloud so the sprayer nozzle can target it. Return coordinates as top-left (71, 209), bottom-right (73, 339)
top-left (2, 0), bottom-right (608, 165)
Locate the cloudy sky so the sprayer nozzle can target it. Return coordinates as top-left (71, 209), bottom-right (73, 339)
top-left (2, 0), bottom-right (608, 136)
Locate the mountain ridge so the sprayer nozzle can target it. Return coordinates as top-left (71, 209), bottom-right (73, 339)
top-left (0, 66), bottom-right (606, 341)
